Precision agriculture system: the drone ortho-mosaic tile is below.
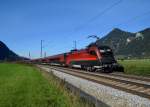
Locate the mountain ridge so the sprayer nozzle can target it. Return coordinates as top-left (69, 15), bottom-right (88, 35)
top-left (96, 28), bottom-right (150, 58)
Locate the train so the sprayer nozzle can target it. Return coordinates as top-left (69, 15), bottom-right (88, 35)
top-left (31, 43), bottom-right (124, 73)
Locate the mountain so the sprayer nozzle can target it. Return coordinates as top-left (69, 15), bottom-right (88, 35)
top-left (95, 28), bottom-right (150, 58)
top-left (0, 41), bottom-right (21, 61)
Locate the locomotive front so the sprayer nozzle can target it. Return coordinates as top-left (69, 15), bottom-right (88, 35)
top-left (97, 46), bottom-right (124, 72)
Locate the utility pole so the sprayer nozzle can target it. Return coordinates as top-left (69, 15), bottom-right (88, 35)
top-left (29, 52), bottom-right (31, 59)
top-left (40, 40), bottom-right (43, 58)
top-left (44, 52), bottom-right (46, 58)
top-left (74, 41), bottom-right (77, 50)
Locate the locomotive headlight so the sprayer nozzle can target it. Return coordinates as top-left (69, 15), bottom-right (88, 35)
top-left (107, 49), bottom-right (111, 52)
top-left (100, 49), bottom-right (111, 52)
top-left (100, 49), bottom-right (105, 52)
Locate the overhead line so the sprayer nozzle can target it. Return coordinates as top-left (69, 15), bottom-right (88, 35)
top-left (115, 10), bottom-right (150, 27)
top-left (99, 10), bottom-right (150, 32)
top-left (74, 0), bottom-right (123, 31)
top-left (87, 0), bottom-right (123, 23)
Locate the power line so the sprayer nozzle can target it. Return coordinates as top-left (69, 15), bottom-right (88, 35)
top-left (74, 0), bottom-right (123, 32)
top-left (100, 10), bottom-right (150, 32)
top-left (87, 0), bottom-right (123, 23)
top-left (115, 10), bottom-right (150, 27)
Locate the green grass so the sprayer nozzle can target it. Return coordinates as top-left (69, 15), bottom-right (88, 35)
top-left (0, 63), bottom-right (93, 107)
top-left (118, 59), bottom-right (150, 76)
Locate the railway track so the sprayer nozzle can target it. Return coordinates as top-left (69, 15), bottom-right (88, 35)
top-left (110, 72), bottom-right (150, 82)
top-left (40, 65), bottom-right (150, 99)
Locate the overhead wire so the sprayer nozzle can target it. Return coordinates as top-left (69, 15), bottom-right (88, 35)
top-left (114, 10), bottom-right (150, 27)
top-left (98, 10), bottom-right (150, 35)
top-left (74, 0), bottom-right (123, 32)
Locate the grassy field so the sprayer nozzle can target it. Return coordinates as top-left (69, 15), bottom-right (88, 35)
top-left (0, 63), bottom-right (93, 107)
top-left (118, 59), bottom-right (150, 76)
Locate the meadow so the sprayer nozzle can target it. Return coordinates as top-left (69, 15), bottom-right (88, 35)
top-left (118, 59), bottom-right (150, 76)
top-left (0, 63), bottom-right (93, 107)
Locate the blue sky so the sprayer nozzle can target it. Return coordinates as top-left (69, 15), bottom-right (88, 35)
top-left (0, 0), bottom-right (150, 58)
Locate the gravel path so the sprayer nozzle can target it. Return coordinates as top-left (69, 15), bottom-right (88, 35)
top-left (39, 65), bottom-right (150, 107)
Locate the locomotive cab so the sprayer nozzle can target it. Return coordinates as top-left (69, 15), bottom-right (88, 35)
top-left (97, 46), bottom-right (124, 72)
top-left (98, 46), bottom-right (116, 64)
top-left (88, 45), bottom-right (124, 72)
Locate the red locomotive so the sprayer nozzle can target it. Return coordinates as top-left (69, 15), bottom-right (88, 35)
top-left (31, 43), bottom-right (124, 72)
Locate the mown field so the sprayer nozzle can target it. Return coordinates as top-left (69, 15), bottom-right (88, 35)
top-left (0, 63), bottom-right (93, 107)
top-left (118, 59), bottom-right (150, 76)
